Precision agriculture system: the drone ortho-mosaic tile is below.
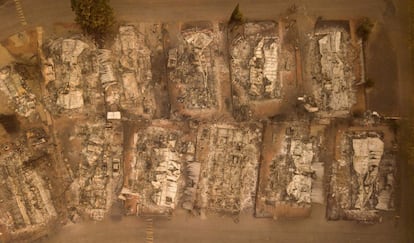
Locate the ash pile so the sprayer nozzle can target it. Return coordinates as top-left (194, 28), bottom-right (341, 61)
top-left (328, 131), bottom-right (396, 223)
top-left (0, 66), bottom-right (37, 118)
top-left (119, 122), bottom-right (195, 216)
top-left (194, 123), bottom-right (262, 216)
top-left (167, 22), bottom-right (228, 118)
top-left (256, 121), bottom-right (319, 218)
top-left (229, 21), bottom-right (295, 120)
top-left (304, 21), bottom-right (358, 117)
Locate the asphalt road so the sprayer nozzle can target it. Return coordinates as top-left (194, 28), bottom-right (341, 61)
top-left (0, 0), bottom-right (392, 40)
top-left (41, 206), bottom-right (402, 243)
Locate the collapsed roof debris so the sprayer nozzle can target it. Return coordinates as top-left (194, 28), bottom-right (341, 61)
top-left (42, 38), bottom-right (92, 112)
top-left (167, 22), bottom-right (230, 119)
top-left (113, 26), bottom-right (156, 118)
top-left (73, 119), bottom-right (123, 221)
top-left (56, 90), bottom-right (83, 110)
top-left (181, 141), bottom-right (200, 211)
top-left (327, 130), bottom-right (396, 223)
top-left (229, 21), bottom-right (296, 120)
top-left (256, 121), bottom-right (317, 218)
top-left (121, 122), bottom-right (194, 216)
top-left (194, 123), bottom-right (262, 215)
top-left (306, 24), bottom-right (358, 117)
top-left (230, 22), bottom-right (281, 100)
top-left (0, 66), bottom-right (37, 117)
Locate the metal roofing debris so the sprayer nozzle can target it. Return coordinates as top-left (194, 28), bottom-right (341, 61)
top-left (286, 175), bottom-right (312, 204)
top-left (0, 66), bottom-right (37, 117)
top-left (57, 90), bottom-right (84, 109)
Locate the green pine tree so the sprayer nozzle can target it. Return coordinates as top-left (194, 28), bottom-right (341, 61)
top-left (229, 4), bottom-right (244, 24)
top-left (71, 0), bottom-right (115, 47)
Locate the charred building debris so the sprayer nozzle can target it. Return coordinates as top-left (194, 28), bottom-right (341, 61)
top-left (230, 22), bottom-right (282, 100)
top-left (327, 130), bottom-right (397, 223)
top-left (256, 121), bottom-right (319, 218)
top-left (0, 134), bottom-right (57, 237)
top-left (194, 123), bottom-right (262, 215)
top-left (69, 118), bottom-right (123, 221)
top-left (0, 66), bottom-right (37, 118)
top-left (42, 38), bottom-right (93, 112)
top-left (229, 21), bottom-right (296, 119)
top-left (305, 24), bottom-right (358, 117)
top-left (120, 123), bottom-right (195, 216)
top-left (167, 22), bottom-right (229, 118)
top-left (113, 25), bottom-right (158, 118)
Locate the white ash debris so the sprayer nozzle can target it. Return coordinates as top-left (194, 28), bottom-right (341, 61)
top-left (230, 21), bottom-right (284, 102)
top-left (286, 175), bottom-right (312, 204)
top-left (267, 135), bottom-right (314, 206)
top-left (97, 49), bottom-right (121, 110)
top-left (181, 142), bottom-right (200, 210)
top-left (150, 151), bottom-right (180, 209)
top-left (183, 31), bottom-right (213, 49)
top-left (42, 38), bottom-right (92, 111)
top-left (309, 28), bottom-right (357, 117)
top-left (352, 136), bottom-right (384, 209)
top-left (126, 125), bottom-right (193, 214)
top-left (248, 38), bottom-right (280, 98)
top-left (328, 131), bottom-right (396, 222)
top-left (61, 39), bottom-right (89, 65)
top-left (0, 66), bottom-right (37, 117)
top-left (56, 90), bottom-right (84, 110)
top-left (290, 139), bottom-right (314, 174)
top-left (97, 49), bottom-right (116, 87)
top-left (285, 139), bottom-right (314, 204)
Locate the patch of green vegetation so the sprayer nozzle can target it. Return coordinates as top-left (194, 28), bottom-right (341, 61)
top-left (70, 0), bottom-right (115, 47)
top-left (229, 3), bottom-right (244, 24)
top-left (356, 18), bottom-right (374, 42)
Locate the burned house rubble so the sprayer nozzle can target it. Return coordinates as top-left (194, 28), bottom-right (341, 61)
top-left (327, 129), bottom-right (396, 223)
top-left (120, 121), bottom-right (195, 216)
top-left (0, 66), bottom-right (37, 117)
top-left (194, 123), bottom-right (262, 215)
top-left (42, 38), bottom-right (93, 111)
top-left (113, 25), bottom-right (157, 118)
top-left (97, 49), bottom-right (120, 115)
top-left (229, 21), bottom-right (296, 119)
top-left (73, 119), bottom-right (123, 221)
top-left (166, 22), bottom-right (230, 118)
top-left (305, 23), bottom-right (358, 117)
top-left (256, 121), bottom-right (319, 218)
top-left (0, 134), bottom-right (57, 236)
